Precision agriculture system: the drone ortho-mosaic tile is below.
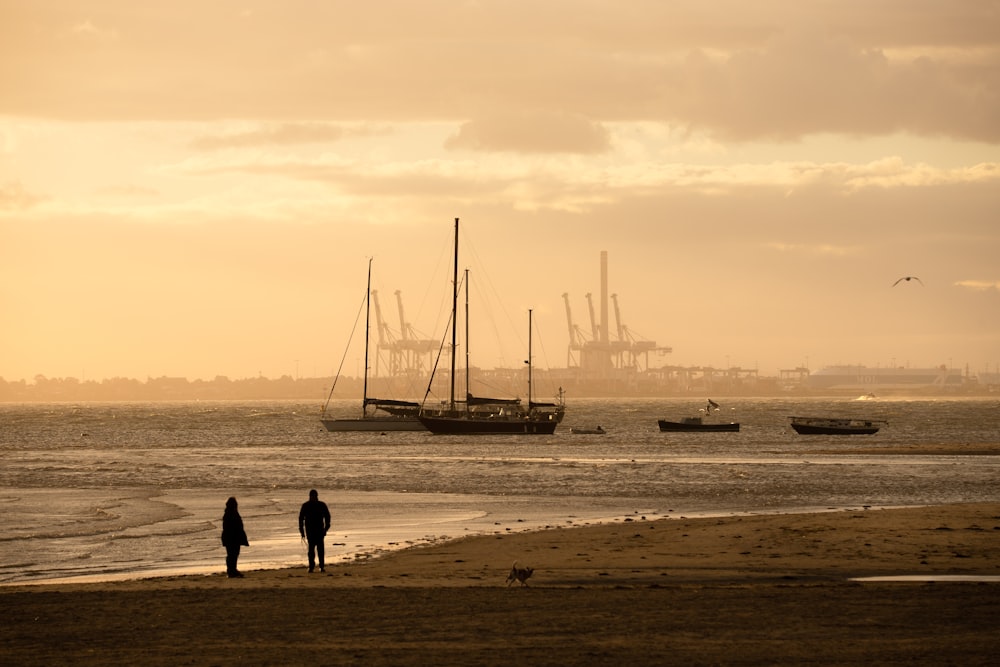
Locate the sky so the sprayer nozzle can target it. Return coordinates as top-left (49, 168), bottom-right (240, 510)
top-left (2, 0), bottom-right (999, 383)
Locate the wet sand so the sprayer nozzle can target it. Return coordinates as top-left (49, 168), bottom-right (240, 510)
top-left (2, 503), bottom-right (999, 665)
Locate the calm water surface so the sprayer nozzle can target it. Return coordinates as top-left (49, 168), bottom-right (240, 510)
top-left (1, 397), bottom-right (998, 584)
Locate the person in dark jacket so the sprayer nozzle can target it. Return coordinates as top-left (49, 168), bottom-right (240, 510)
top-left (221, 496), bottom-right (249, 578)
top-left (298, 489), bottom-right (331, 572)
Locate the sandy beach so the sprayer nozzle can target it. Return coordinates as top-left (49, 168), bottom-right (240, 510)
top-left (2, 502), bottom-right (998, 665)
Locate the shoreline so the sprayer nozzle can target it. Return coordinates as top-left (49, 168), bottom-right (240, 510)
top-left (1, 502), bottom-right (927, 589)
top-left (3, 502), bottom-right (998, 665)
top-left (5, 440), bottom-right (999, 588)
top-left (17, 501), bottom-right (998, 591)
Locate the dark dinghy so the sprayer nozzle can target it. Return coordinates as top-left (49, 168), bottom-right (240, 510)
top-left (788, 416), bottom-right (886, 435)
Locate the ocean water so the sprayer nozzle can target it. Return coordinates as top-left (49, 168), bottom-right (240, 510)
top-left (1, 396), bottom-right (998, 585)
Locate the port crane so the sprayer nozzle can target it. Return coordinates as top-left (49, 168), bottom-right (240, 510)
top-left (562, 251), bottom-right (671, 375)
top-left (370, 289), bottom-right (436, 377)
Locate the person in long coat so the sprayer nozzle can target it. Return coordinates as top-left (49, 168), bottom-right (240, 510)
top-left (221, 496), bottom-right (249, 578)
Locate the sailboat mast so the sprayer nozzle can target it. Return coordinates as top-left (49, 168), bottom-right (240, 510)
top-left (464, 268), bottom-right (470, 411)
top-left (449, 218), bottom-right (459, 411)
top-left (362, 257), bottom-right (372, 417)
top-left (527, 308), bottom-right (533, 406)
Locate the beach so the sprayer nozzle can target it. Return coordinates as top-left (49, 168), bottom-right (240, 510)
top-left (3, 503), bottom-right (998, 665)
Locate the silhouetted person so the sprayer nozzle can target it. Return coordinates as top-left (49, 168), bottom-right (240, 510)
top-left (299, 489), bottom-right (331, 573)
top-left (221, 496), bottom-right (249, 578)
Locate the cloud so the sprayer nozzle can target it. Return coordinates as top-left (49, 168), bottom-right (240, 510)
top-left (3, 2), bottom-right (997, 143)
top-left (0, 182), bottom-right (43, 210)
top-left (445, 113), bottom-right (611, 154)
top-left (669, 30), bottom-right (1000, 143)
top-left (95, 184), bottom-right (160, 198)
top-left (955, 280), bottom-right (1000, 291)
top-left (764, 242), bottom-right (859, 257)
top-left (69, 20), bottom-right (119, 41)
top-left (190, 123), bottom-right (364, 150)
top-left (174, 149), bottom-right (1000, 202)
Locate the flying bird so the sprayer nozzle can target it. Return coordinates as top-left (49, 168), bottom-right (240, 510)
top-left (892, 276), bottom-right (923, 287)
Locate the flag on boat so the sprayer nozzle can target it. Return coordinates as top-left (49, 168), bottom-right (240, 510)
top-left (707, 399), bottom-right (720, 410)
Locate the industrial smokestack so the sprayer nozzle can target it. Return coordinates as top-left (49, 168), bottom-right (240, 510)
top-left (600, 250), bottom-right (609, 344)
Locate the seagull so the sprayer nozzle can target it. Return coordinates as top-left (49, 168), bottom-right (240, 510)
top-left (892, 276), bottom-right (923, 287)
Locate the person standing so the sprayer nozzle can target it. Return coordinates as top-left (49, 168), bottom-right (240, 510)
top-left (221, 497), bottom-right (249, 578)
top-left (298, 489), bottom-right (331, 573)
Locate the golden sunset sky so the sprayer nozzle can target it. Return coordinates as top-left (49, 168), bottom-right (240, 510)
top-left (2, 0), bottom-right (998, 383)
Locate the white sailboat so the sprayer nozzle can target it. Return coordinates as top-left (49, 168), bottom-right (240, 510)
top-left (321, 259), bottom-right (425, 432)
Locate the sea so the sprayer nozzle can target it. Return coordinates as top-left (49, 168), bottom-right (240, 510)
top-left (2, 396), bottom-right (998, 586)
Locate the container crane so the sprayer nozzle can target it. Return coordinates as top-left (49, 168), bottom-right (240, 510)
top-left (395, 290), bottom-right (409, 343)
top-left (564, 251), bottom-right (672, 377)
top-left (609, 293), bottom-right (632, 366)
top-left (611, 293), bottom-right (670, 371)
top-left (370, 290), bottom-right (399, 376)
top-left (369, 289), bottom-right (436, 376)
top-left (585, 293), bottom-right (600, 341)
top-left (394, 290), bottom-right (437, 374)
top-left (562, 292), bottom-right (589, 367)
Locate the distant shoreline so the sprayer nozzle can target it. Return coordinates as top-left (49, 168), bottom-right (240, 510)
top-left (2, 377), bottom-right (998, 402)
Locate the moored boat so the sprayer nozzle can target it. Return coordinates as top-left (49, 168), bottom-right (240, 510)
top-left (320, 259), bottom-right (425, 432)
top-left (788, 416), bottom-right (886, 435)
top-left (321, 398), bottom-right (423, 432)
top-left (570, 426), bottom-right (606, 435)
top-left (418, 396), bottom-right (563, 434)
top-left (417, 218), bottom-right (565, 435)
top-left (658, 417), bottom-right (740, 432)
top-left (658, 399), bottom-right (739, 432)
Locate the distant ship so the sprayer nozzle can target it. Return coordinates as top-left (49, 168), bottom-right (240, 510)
top-left (805, 365), bottom-right (963, 392)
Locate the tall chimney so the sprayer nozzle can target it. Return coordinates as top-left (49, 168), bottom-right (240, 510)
top-left (600, 250), bottom-right (609, 344)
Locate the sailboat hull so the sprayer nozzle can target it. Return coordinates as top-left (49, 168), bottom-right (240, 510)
top-left (417, 413), bottom-right (561, 435)
top-left (321, 418), bottom-right (425, 432)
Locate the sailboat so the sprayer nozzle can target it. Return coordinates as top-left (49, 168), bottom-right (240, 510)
top-left (320, 259), bottom-right (425, 432)
top-left (417, 218), bottom-right (565, 435)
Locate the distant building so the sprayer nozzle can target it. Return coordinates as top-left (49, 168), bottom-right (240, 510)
top-left (804, 365), bottom-right (964, 392)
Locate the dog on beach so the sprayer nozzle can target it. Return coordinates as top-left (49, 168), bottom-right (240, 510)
top-left (505, 561), bottom-right (534, 587)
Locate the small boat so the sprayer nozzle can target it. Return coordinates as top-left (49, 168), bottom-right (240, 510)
top-left (570, 426), bottom-right (606, 435)
top-left (658, 399), bottom-right (739, 432)
top-left (788, 416), bottom-right (886, 435)
top-left (320, 259), bottom-right (425, 432)
top-left (417, 219), bottom-right (566, 435)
